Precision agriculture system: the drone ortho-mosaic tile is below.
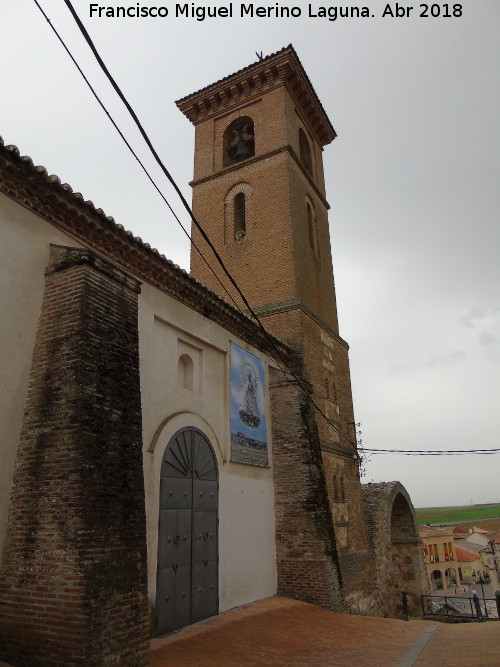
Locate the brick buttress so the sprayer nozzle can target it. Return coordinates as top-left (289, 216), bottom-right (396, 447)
top-left (0, 246), bottom-right (150, 666)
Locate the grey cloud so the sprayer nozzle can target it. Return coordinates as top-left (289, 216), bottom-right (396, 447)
top-left (458, 307), bottom-right (488, 328)
top-left (424, 349), bottom-right (467, 368)
top-left (479, 331), bottom-right (498, 346)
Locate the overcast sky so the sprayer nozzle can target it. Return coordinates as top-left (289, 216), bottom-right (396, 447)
top-left (2, 1), bottom-right (499, 508)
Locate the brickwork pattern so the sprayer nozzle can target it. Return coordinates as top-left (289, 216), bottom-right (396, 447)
top-left (183, 50), bottom-right (427, 621)
top-left (269, 368), bottom-right (344, 611)
top-left (0, 247), bottom-right (149, 666)
top-left (187, 57), bottom-right (379, 616)
top-left (150, 596), bottom-right (441, 667)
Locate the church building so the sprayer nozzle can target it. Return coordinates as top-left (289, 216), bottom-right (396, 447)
top-left (0, 46), bottom-right (427, 666)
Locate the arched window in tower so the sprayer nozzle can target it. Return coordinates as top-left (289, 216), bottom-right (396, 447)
top-left (224, 182), bottom-right (253, 245)
top-left (340, 477), bottom-right (346, 503)
top-left (223, 116), bottom-right (255, 167)
top-left (306, 201), bottom-right (319, 256)
top-left (307, 203), bottom-right (314, 248)
top-left (234, 192), bottom-right (246, 240)
top-left (299, 128), bottom-right (312, 174)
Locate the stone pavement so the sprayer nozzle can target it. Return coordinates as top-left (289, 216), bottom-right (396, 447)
top-left (1, 596), bottom-right (498, 666)
top-left (150, 596), bottom-right (500, 666)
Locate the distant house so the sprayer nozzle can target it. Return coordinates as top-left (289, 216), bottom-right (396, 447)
top-left (419, 526), bottom-right (462, 592)
top-left (455, 547), bottom-right (483, 585)
top-left (454, 527), bottom-right (500, 587)
top-left (466, 526), bottom-right (492, 548)
top-left (452, 526), bottom-right (468, 537)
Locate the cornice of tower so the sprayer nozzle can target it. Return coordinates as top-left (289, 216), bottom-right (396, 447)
top-left (176, 45), bottom-right (336, 148)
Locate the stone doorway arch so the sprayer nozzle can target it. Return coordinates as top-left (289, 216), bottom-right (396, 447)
top-left (156, 427), bottom-right (218, 636)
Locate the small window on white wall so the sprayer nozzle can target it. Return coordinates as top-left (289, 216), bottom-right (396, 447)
top-left (178, 354), bottom-right (194, 390)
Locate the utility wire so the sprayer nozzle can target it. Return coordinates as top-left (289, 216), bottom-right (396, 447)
top-left (54, 0), bottom-right (359, 449)
top-left (27, 3), bottom-right (497, 462)
top-left (32, 0), bottom-right (243, 315)
top-left (364, 448), bottom-right (500, 455)
top-left (34, 3), bottom-right (497, 461)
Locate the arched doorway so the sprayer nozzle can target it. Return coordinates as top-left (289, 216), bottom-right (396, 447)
top-left (389, 491), bottom-right (424, 616)
top-left (445, 567), bottom-right (458, 589)
top-left (156, 427), bottom-right (218, 636)
top-left (431, 569), bottom-right (444, 591)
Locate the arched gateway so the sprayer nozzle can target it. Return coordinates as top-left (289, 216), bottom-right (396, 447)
top-left (362, 482), bottom-right (429, 617)
top-left (156, 427), bottom-right (218, 635)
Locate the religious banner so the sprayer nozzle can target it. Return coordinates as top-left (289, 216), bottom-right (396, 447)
top-left (230, 342), bottom-right (268, 466)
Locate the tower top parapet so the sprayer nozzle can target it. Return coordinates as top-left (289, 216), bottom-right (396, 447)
top-left (176, 45), bottom-right (336, 147)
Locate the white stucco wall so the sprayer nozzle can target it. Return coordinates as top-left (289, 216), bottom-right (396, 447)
top-left (0, 192), bottom-right (84, 559)
top-left (139, 283), bottom-right (277, 613)
top-left (0, 191), bottom-right (278, 614)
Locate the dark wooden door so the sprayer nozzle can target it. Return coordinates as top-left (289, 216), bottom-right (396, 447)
top-left (156, 428), bottom-right (218, 635)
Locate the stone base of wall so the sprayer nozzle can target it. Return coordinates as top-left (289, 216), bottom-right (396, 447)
top-left (338, 550), bottom-right (377, 615)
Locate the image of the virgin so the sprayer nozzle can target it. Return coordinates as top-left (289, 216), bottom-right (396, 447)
top-left (239, 363), bottom-right (261, 428)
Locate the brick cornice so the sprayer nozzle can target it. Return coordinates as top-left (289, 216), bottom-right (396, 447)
top-left (190, 144), bottom-right (330, 210)
top-left (176, 45), bottom-right (336, 148)
top-left (253, 298), bottom-right (350, 351)
top-left (48, 244), bottom-right (142, 293)
top-left (320, 440), bottom-right (356, 457)
top-left (0, 139), bottom-right (290, 362)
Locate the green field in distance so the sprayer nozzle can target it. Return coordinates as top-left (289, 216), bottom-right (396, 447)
top-left (415, 503), bottom-right (500, 525)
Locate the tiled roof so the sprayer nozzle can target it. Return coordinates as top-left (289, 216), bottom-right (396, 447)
top-left (176, 45), bottom-right (336, 146)
top-left (176, 45), bottom-right (332, 130)
top-left (455, 547), bottom-right (480, 562)
top-left (472, 526), bottom-right (490, 534)
top-left (176, 45), bottom-right (292, 102)
top-left (0, 137), bottom-right (290, 360)
top-left (453, 527), bottom-right (468, 534)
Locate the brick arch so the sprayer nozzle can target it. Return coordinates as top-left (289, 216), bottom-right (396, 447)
top-left (299, 127), bottom-right (313, 176)
top-left (223, 116), bottom-right (255, 167)
top-left (224, 182), bottom-right (254, 245)
top-left (389, 489), bottom-right (422, 616)
top-left (362, 481), bottom-right (429, 618)
top-left (304, 194), bottom-right (319, 256)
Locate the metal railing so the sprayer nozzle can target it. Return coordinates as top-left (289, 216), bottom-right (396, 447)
top-left (421, 593), bottom-right (499, 621)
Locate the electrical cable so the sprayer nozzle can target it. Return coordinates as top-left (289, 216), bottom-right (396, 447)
top-left (364, 448), bottom-right (500, 455)
top-left (32, 0), bottom-right (245, 315)
top-left (55, 0), bottom-right (359, 449)
top-left (29, 2), bottom-right (498, 462)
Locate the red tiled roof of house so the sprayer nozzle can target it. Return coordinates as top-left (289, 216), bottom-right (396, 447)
top-left (456, 547), bottom-right (480, 562)
top-left (453, 527), bottom-right (468, 534)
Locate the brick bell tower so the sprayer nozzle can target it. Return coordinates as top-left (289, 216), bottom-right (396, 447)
top-left (177, 46), bottom-right (372, 610)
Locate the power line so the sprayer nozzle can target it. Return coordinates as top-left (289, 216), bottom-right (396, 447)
top-left (32, 0), bottom-right (245, 315)
top-left (37, 0), bottom-right (359, 449)
top-left (364, 448), bottom-right (500, 455)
